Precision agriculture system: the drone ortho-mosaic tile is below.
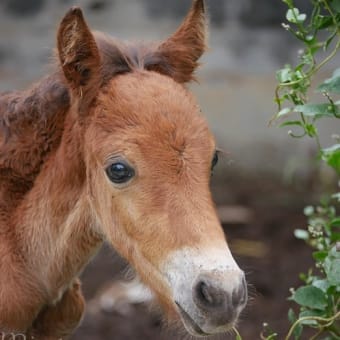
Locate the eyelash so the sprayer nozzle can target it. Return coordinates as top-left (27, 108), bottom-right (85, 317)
top-left (211, 151), bottom-right (219, 175)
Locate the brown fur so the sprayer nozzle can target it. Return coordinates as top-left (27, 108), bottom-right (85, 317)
top-left (0, 1), bottom-right (227, 338)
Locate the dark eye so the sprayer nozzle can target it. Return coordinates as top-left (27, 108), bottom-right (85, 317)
top-left (211, 151), bottom-right (219, 173)
top-left (106, 162), bottom-right (135, 184)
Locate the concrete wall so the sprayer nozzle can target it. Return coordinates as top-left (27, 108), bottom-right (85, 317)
top-left (0, 0), bottom-right (338, 175)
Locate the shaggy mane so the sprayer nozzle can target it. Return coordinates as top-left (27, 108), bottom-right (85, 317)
top-left (0, 33), bottom-right (168, 144)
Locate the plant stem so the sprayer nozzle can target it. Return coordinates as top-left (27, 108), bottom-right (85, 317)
top-left (285, 311), bottom-right (340, 340)
top-left (322, 0), bottom-right (339, 29)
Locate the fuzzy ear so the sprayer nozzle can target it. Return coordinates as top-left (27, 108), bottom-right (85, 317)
top-left (57, 7), bottom-right (101, 102)
top-left (147, 0), bottom-right (207, 83)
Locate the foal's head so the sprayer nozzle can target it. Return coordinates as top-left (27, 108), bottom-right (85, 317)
top-left (57, 0), bottom-right (247, 336)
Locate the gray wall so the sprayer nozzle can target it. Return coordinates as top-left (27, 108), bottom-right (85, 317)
top-left (0, 0), bottom-right (337, 176)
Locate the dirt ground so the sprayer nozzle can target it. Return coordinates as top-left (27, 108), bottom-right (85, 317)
top-left (70, 169), bottom-right (318, 340)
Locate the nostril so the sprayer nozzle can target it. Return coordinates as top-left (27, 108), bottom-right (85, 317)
top-left (198, 281), bottom-right (213, 305)
top-left (194, 280), bottom-right (225, 309)
top-left (192, 273), bottom-right (247, 328)
top-left (232, 276), bottom-right (248, 308)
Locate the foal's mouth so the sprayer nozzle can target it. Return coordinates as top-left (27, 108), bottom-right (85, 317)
top-left (175, 302), bottom-right (212, 337)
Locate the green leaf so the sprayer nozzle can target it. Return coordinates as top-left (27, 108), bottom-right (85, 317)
top-left (312, 279), bottom-right (330, 293)
top-left (312, 250), bottom-right (328, 261)
top-left (294, 229), bottom-right (309, 240)
top-left (325, 32), bottom-right (337, 50)
top-left (288, 308), bottom-right (296, 323)
top-left (291, 286), bottom-right (327, 310)
top-left (279, 121), bottom-right (303, 128)
top-left (328, 243), bottom-right (340, 257)
top-left (294, 104), bottom-right (339, 119)
top-left (314, 15), bottom-right (333, 29)
top-left (322, 144), bottom-right (340, 155)
top-left (322, 144), bottom-right (340, 154)
top-left (324, 246), bottom-right (340, 285)
top-left (288, 308), bottom-right (303, 338)
top-left (277, 67), bottom-right (293, 83)
top-left (304, 124), bottom-right (318, 137)
top-left (322, 144), bottom-right (340, 174)
top-left (331, 232), bottom-right (340, 242)
top-left (330, 217), bottom-right (340, 227)
top-left (318, 68), bottom-right (340, 93)
top-left (297, 13), bottom-right (307, 23)
top-left (277, 107), bottom-right (292, 118)
top-left (330, 0), bottom-right (340, 12)
top-left (286, 8), bottom-right (296, 22)
top-left (286, 8), bottom-right (307, 23)
top-left (298, 310), bottom-right (326, 326)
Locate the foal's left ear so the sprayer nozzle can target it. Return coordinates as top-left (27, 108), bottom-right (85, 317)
top-left (57, 7), bottom-right (101, 103)
top-left (147, 0), bottom-right (207, 83)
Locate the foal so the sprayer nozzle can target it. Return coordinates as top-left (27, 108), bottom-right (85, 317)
top-left (0, 0), bottom-right (247, 338)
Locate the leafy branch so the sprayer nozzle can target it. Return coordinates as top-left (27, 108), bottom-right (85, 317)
top-left (236, 1), bottom-right (340, 339)
top-left (271, 0), bottom-right (340, 176)
top-left (269, 1), bottom-right (340, 339)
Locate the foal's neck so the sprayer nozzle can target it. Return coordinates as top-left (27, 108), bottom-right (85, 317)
top-left (14, 109), bottom-right (103, 297)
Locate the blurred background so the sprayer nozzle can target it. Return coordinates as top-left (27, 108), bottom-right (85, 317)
top-left (0, 0), bottom-right (338, 339)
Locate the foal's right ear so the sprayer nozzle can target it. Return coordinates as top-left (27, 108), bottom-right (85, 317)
top-left (147, 0), bottom-right (207, 83)
top-left (57, 7), bottom-right (101, 99)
